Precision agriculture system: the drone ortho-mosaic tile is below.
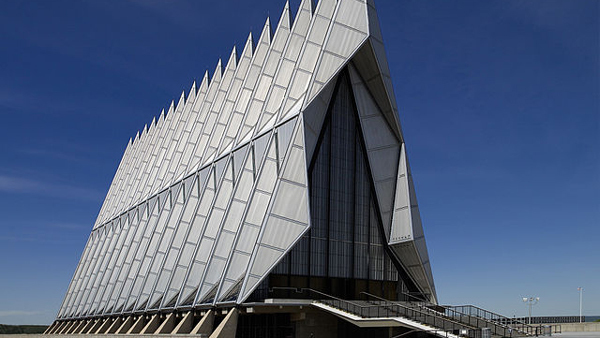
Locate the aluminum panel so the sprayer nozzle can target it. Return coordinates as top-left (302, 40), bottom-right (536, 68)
top-left (245, 191), bottom-right (271, 227)
top-left (232, 145), bottom-right (249, 182)
top-left (325, 23), bottom-right (367, 60)
top-left (286, 70), bottom-right (311, 105)
top-left (197, 258), bottom-right (226, 303)
top-left (256, 159), bottom-right (278, 193)
top-left (360, 116), bottom-right (397, 150)
top-left (234, 225), bottom-right (260, 254)
top-left (335, 0), bottom-right (368, 33)
top-left (352, 43), bottom-right (402, 138)
top-left (277, 118), bottom-right (297, 161)
top-left (103, 207), bottom-right (143, 314)
top-left (314, 52), bottom-right (346, 85)
top-left (204, 208), bottom-right (225, 239)
top-left (368, 147), bottom-right (399, 184)
top-left (391, 144), bottom-right (412, 243)
top-left (260, 215), bottom-right (307, 250)
top-left (253, 133), bottom-right (270, 171)
top-left (248, 245), bottom-right (283, 278)
top-left (298, 42), bottom-right (321, 72)
top-left (88, 217), bottom-right (129, 314)
top-left (274, 59), bottom-right (295, 88)
top-left (271, 3), bottom-right (291, 54)
top-left (139, 183), bottom-right (187, 311)
top-left (302, 77), bottom-right (336, 161)
top-left (288, 0), bottom-right (313, 43)
top-left (264, 85), bottom-right (286, 118)
top-left (281, 145), bottom-right (306, 184)
top-left (220, 253), bottom-right (248, 285)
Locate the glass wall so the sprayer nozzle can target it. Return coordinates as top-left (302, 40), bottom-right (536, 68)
top-left (264, 71), bottom-right (408, 301)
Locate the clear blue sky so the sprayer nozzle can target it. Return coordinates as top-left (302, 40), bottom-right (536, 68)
top-left (0, 0), bottom-right (597, 325)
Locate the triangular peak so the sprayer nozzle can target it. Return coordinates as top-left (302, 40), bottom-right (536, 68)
top-left (176, 91), bottom-right (186, 112)
top-left (157, 109), bottom-right (165, 126)
top-left (241, 32), bottom-right (254, 59)
top-left (167, 100), bottom-right (175, 117)
top-left (292, 0), bottom-right (313, 28)
top-left (189, 80), bottom-right (197, 96)
top-left (350, 42), bottom-right (400, 139)
top-left (199, 71), bottom-right (210, 92)
top-left (225, 45), bottom-right (237, 71)
top-left (259, 17), bottom-right (272, 46)
top-left (186, 81), bottom-right (197, 105)
top-left (277, 1), bottom-right (292, 32)
top-left (212, 59), bottom-right (223, 84)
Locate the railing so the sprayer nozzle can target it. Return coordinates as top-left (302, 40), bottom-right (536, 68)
top-left (269, 287), bottom-right (481, 338)
top-left (510, 316), bottom-right (582, 324)
top-left (363, 292), bottom-right (526, 338)
top-left (446, 305), bottom-right (538, 336)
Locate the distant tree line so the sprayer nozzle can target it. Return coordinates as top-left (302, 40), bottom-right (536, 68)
top-left (0, 324), bottom-right (48, 334)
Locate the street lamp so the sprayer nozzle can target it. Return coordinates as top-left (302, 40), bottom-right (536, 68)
top-left (522, 297), bottom-right (539, 324)
top-left (578, 287), bottom-right (583, 323)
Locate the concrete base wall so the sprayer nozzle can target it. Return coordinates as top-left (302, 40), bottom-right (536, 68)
top-left (554, 322), bottom-right (600, 332)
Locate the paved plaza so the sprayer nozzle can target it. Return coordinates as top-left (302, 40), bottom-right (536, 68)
top-left (553, 332), bottom-right (600, 338)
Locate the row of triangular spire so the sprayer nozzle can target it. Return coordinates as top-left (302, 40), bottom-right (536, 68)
top-left (127, 0), bottom-right (315, 149)
top-left (96, 0), bottom-right (323, 227)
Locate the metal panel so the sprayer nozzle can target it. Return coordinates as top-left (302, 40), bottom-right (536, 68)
top-left (172, 72), bottom-right (210, 181)
top-left (192, 143), bottom-right (255, 305)
top-left (277, 117), bottom-right (297, 162)
top-left (57, 233), bottom-right (95, 317)
top-left (151, 175), bottom-right (200, 309)
top-left (335, 0), bottom-right (368, 32)
top-left (62, 232), bottom-right (100, 317)
top-left (261, 215), bottom-right (307, 250)
top-left (175, 155), bottom-right (234, 307)
top-left (138, 182), bottom-right (188, 311)
top-left (87, 217), bottom-right (129, 315)
top-left (239, 121), bottom-right (309, 302)
top-left (248, 245), bottom-right (283, 278)
top-left (326, 24), bottom-right (367, 60)
top-left (73, 224), bottom-right (116, 317)
top-left (390, 144), bottom-right (412, 243)
top-left (302, 76), bottom-right (336, 162)
top-left (245, 191), bottom-right (271, 227)
top-left (368, 147), bottom-right (398, 185)
top-left (160, 168), bottom-right (213, 309)
top-left (184, 59), bottom-right (223, 174)
top-left (126, 188), bottom-right (174, 312)
top-left (103, 207), bottom-right (143, 315)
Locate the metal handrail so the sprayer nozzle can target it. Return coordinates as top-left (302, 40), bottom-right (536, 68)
top-left (360, 293), bottom-right (485, 333)
top-left (448, 304), bottom-right (529, 325)
top-left (446, 304), bottom-right (538, 336)
top-left (361, 292), bottom-right (528, 338)
top-left (269, 287), bottom-right (479, 338)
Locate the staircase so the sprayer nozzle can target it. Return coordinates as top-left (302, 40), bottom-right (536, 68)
top-left (313, 299), bottom-right (469, 338)
top-left (442, 305), bottom-right (538, 336)
top-left (356, 292), bottom-right (538, 338)
top-left (269, 288), bottom-right (540, 338)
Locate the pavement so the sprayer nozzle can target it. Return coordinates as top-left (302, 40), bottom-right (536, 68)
top-left (552, 333), bottom-right (600, 338)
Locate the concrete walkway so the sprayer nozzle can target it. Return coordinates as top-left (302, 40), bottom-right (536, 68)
top-left (552, 333), bottom-right (600, 338)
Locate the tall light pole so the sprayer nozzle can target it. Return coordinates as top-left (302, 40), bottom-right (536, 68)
top-left (522, 297), bottom-right (540, 324)
top-left (578, 287), bottom-right (583, 323)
